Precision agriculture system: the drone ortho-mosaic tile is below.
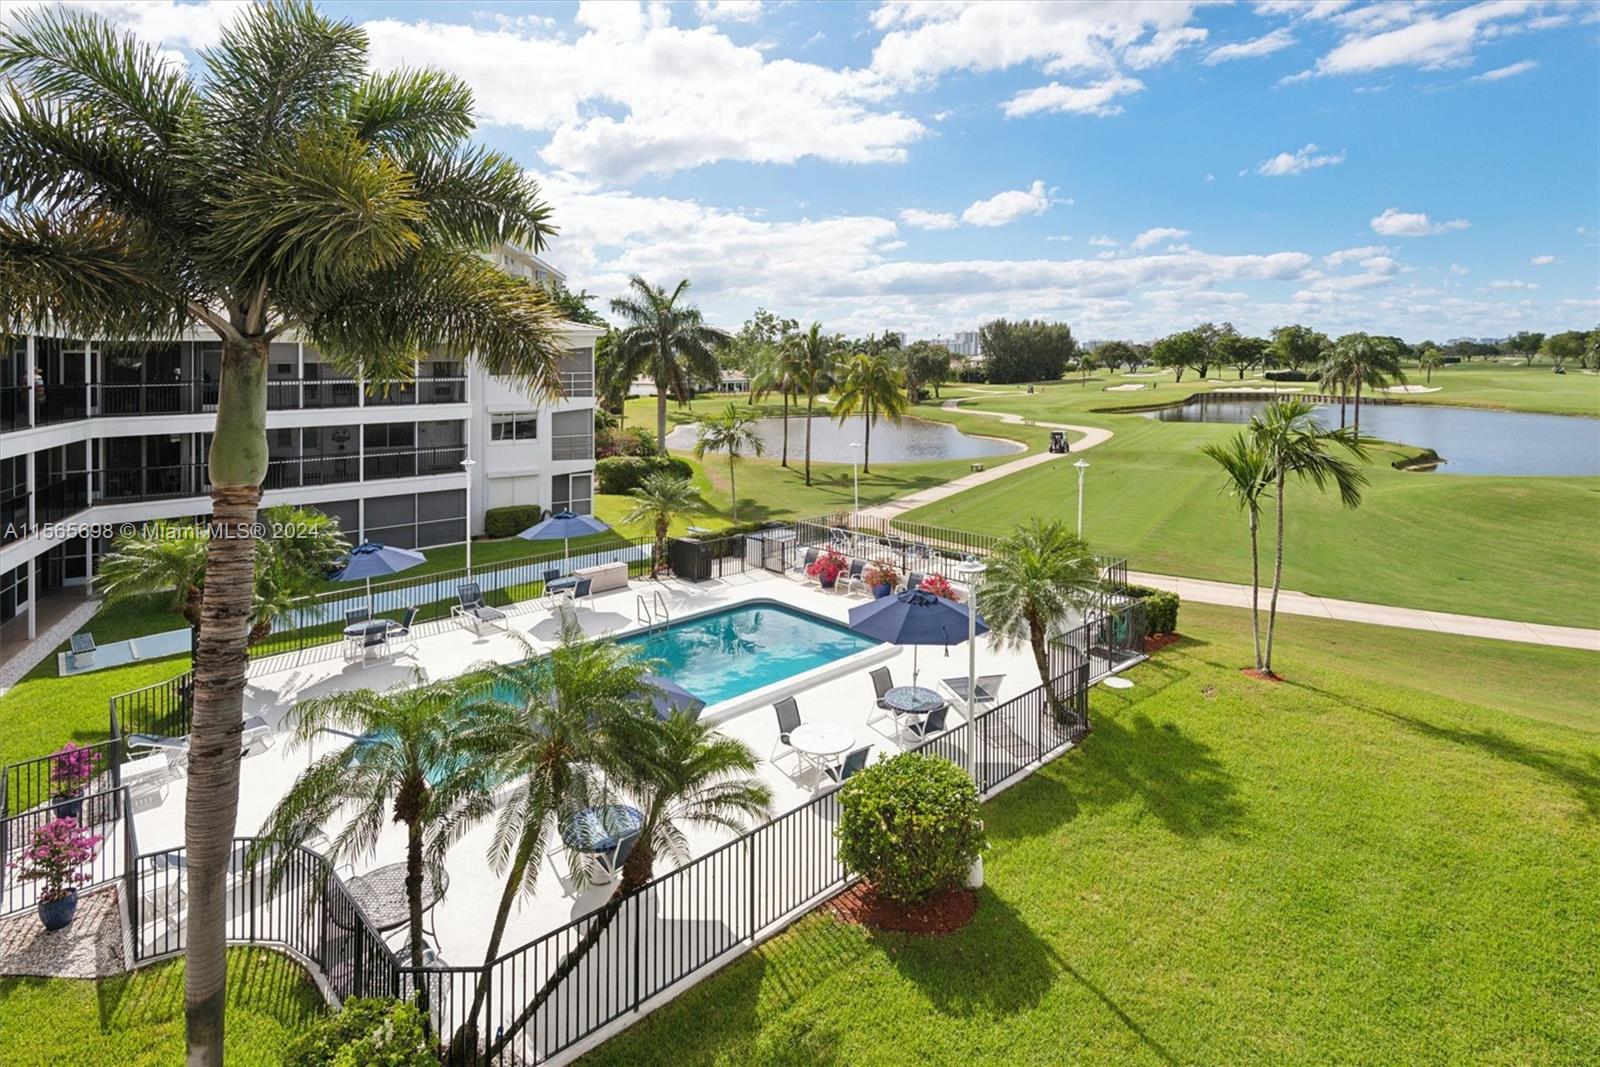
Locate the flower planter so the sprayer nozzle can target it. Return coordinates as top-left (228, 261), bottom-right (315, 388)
top-left (819, 576), bottom-right (837, 589)
top-left (872, 583), bottom-right (892, 599)
top-left (52, 795), bottom-right (84, 821)
top-left (38, 889), bottom-right (79, 932)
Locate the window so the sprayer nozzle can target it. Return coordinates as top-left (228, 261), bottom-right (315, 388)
top-left (551, 472), bottom-right (593, 515)
top-left (491, 412), bottom-right (539, 441)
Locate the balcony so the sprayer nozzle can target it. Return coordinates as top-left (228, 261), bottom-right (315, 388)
top-left (558, 370), bottom-right (595, 398)
top-left (550, 433), bottom-right (594, 462)
top-left (0, 378), bottom-right (469, 427)
top-left (362, 445), bottom-right (467, 481)
top-left (1, 484), bottom-right (28, 544)
top-left (86, 447), bottom-right (467, 505)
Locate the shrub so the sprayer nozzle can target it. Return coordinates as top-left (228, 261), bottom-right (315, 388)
top-left (484, 505), bottom-right (544, 539)
top-left (806, 546), bottom-right (848, 585)
top-left (50, 742), bottom-right (96, 798)
top-left (835, 753), bottom-right (984, 905)
top-left (595, 455), bottom-right (694, 494)
top-left (1264, 369), bottom-right (1315, 382)
top-left (283, 998), bottom-right (436, 1067)
top-left (1113, 583), bottom-right (1180, 634)
top-left (595, 426), bottom-right (658, 459)
top-left (864, 559), bottom-right (899, 590)
top-left (14, 818), bottom-right (102, 902)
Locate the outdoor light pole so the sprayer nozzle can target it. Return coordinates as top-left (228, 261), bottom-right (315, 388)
top-left (1073, 459), bottom-right (1090, 539)
top-left (850, 441), bottom-right (861, 522)
top-left (956, 559), bottom-right (985, 787)
top-left (461, 456), bottom-right (477, 578)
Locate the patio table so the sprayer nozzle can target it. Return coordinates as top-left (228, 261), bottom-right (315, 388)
top-left (789, 722), bottom-right (854, 775)
top-left (342, 620), bottom-right (390, 638)
top-left (341, 861), bottom-right (449, 934)
top-left (560, 804), bottom-right (644, 882)
top-left (884, 686), bottom-right (944, 715)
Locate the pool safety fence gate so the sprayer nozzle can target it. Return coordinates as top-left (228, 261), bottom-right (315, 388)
top-left (667, 527), bottom-right (797, 582)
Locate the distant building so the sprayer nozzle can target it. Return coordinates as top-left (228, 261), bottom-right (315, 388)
top-left (924, 331), bottom-right (980, 358)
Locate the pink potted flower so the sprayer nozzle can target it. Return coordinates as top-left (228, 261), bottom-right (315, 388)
top-left (806, 546), bottom-right (849, 589)
top-left (918, 573), bottom-right (959, 602)
top-left (14, 817), bottom-right (102, 931)
top-left (864, 559), bottom-right (900, 599)
top-left (49, 742), bottom-right (97, 821)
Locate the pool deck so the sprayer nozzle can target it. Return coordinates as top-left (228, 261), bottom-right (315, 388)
top-left (129, 569), bottom-right (1056, 973)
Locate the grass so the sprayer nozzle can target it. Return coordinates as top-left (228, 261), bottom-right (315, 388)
top-left (0, 948), bottom-right (324, 1066)
top-left (582, 602), bottom-right (1600, 1066)
top-left (902, 377), bottom-right (1600, 627)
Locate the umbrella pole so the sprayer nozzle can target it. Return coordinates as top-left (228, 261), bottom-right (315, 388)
top-left (366, 577), bottom-right (373, 615)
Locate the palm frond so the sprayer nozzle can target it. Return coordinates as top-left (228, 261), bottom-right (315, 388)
top-left (347, 66), bottom-right (474, 157)
top-left (410, 144), bottom-right (556, 250)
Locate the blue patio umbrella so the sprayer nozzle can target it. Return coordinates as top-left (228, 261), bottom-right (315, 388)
top-left (332, 541), bottom-right (427, 612)
top-left (518, 510), bottom-right (612, 571)
top-left (638, 675), bottom-right (706, 721)
top-left (848, 589), bottom-right (988, 687)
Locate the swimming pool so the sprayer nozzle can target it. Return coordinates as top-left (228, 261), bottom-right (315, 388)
top-left (617, 601), bottom-right (881, 707)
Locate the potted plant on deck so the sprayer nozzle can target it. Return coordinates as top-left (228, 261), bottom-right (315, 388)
top-left (49, 742), bottom-right (96, 821)
top-left (807, 546), bottom-right (849, 589)
top-left (918, 573), bottom-right (958, 601)
top-left (15, 817), bottom-right (103, 931)
top-left (865, 559), bottom-right (899, 599)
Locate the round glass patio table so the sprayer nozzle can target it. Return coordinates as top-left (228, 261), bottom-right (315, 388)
top-left (342, 861), bottom-right (448, 933)
top-left (789, 722), bottom-right (854, 763)
top-left (342, 620), bottom-right (389, 638)
top-left (884, 685), bottom-right (945, 715)
top-left (560, 804), bottom-right (644, 854)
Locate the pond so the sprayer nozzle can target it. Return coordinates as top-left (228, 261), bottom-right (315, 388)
top-left (1143, 395), bottom-right (1600, 476)
top-left (665, 414), bottom-right (1022, 464)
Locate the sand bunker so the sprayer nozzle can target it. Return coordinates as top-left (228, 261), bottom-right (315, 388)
top-left (1382, 384), bottom-right (1441, 394)
top-left (1214, 386), bottom-right (1303, 393)
top-left (1105, 383), bottom-right (1146, 392)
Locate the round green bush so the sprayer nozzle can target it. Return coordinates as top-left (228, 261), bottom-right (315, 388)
top-left (834, 752), bottom-right (984, 905)
top-left (283, 997), bottom-right (436, 1067)
top-left (595, 455), bottom-right (694, 494)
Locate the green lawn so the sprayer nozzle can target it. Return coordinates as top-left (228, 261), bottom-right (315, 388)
top-left (902, 381), bottom-right (1600, 628)
top-left (583, 603), bottom-right (1600, 1066)
top-left (0, 948), bottom-right (324, 1066)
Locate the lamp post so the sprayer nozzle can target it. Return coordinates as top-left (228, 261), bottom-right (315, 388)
top-left (1073, 459), bottom-right (1090, 539)
top-left (461, 456), bottom-right (477, 578)
top-left (956, 558), bottom-right (985, 787)
top-left (849, 441), bottom-right (861, 521)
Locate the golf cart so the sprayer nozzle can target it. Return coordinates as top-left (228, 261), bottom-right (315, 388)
top-left (1048, 430), bottom-right (1071, 454)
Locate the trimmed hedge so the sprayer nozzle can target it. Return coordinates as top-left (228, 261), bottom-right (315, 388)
top-left (1264, 369), bottom-right (1316, 382)
top-left (484, 504), bottom-right (545, 539)
top-left (596, 426), bottom-right (658, 459)
top-left (835, 752), bottom-right (984, 905)
top-left (596, 455), bottom-right (694, 494)
top-left (284, 998), bottom-right (435, 1067)
top-left (1113, 583), bottom-right (1180, 635)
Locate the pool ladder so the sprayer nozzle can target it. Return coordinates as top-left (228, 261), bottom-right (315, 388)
top-left (636, 590), bottom-right (670, 632)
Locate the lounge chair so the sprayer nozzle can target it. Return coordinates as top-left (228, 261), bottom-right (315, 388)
top-left (821, 746), bottom-right (872, 789)
top-left (797, 548), bottom-right (820, 583)
top-left (943, 674), bottom-right (1005, 713)
top-left (241, 715), bottom-right (274, 755)
top-left (867, 666), bottom-right (895, 725)
top-left (69, 632), bottom-right (96, 667)
top-left (770, 697), bottom-right (802, 767)
top-left (452, 582), bottom-right (508, 635)
top-left (839, 559), bottom-right (868, 595)
top-left (907, 703), bottom-right (949, 740)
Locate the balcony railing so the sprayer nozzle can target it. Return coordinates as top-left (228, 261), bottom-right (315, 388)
top-left (550, 432), bottom-right (593, 462)
top-left (0, 377), bottom-right (471, 423)
top-left (34, 472), bottom-right (90, 524)
top-left (1, 387), bottom-right (28, 433)
top-left (86, 447), bottom-right (466, 504)
top-left (558, 370), bottom-right (594, 397)
top-left (363, 444), bottom-right (467, 481)
top-left (1, 485), bottom-right (29, 544)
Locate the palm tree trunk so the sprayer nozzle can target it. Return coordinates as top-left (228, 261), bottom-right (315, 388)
top-left (450, 850), bottom-right (534, 1061)
top-left (1353, 377), bottom-right (1362, 435)
top-left (1339, 383), bottom-right (1347, 428)
top-left (1262, 468), bottom-right (1286, 675)
top-left (655, 515), bottom-right (669, 576)
top-left (185, 338), bottom-right (268, 1067)
top-left (728, 452), bottom-right (737, 521)
top-left (862, 398), bottom-right (872, 475)
top-left (404, 818), bottom-right (428, 1015)
top-left (804, 393), bottom-right (815, 486)
top-left (1248, 508), bottom-right (1262, 670)
top-left (780, 392), bottom-right (789, 468)
top-left (655, 387), bottom-right (668, 452)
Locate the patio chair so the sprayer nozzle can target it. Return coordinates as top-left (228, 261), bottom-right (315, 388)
top-left (770, 697), bottom-right (803, 766)
top-left (821, 746), bottom-right (872, 789)
top-left (798, 548), bottom-right (820, 582)
top-left (384, 607), bottom-right (419, 654)
top-left (907, 703), bottom-right (949, 740)
top-left (839, 559), bottom-right (868, 595)
top-left (241, 715), bottom-right (274, 756)
top-left (541, 569), bottom-right (565, 607)
top-left (452, 582), bottom-right (508, 635)
top-left (943, 674), bottom-right (1005, 713)
top-left (357, 626), bottom-right (390, 668)
top-left (900, 572), bottom-right (926, 594)
top-left (344, 607), bottom-right (370, 628)
top-left (867, 666), bottom-right (895, 725)
top-left (593, 829), bottom-right (640, 884)
top-left (69, 632), bottom-right (96, 667)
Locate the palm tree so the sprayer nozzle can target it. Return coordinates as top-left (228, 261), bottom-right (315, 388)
top-left (623, 471), bottom-right (700, 576)
top-left (482, 711), bottom-right (771, 1059)
top-left (832, 350), bottom-right (908, 474)
top-left (1200, 434), bottom-right (1271, 671)
top-left (1316, 347), bottom-right (1357, 427)
top-left (749, 342), bottom-right (802, 467)
top-left (94, 520), bottom-right (210, 628)
top-left (694, 403), bottom-right (765, 522)
top-left (1418, 346), bottom-right (1446, 384)
top-left (786, 323), bottom-right (837, 486)
top-left (0, 8), bottom-right (566, 1054)
top-left (1248, 399), bottom-right (1368, 676)
top-left (1333, 333), bottom-right (1406, 434)
top-left (608, 276), bottom-right (729, 451)
top-left (977, 518), bottom-right (1103, 718)
top-left (254, 672), bottom-right (491, 1005)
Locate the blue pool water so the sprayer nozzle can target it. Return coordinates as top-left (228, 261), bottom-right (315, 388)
top-left (617, 602), bottom-right (880, 707)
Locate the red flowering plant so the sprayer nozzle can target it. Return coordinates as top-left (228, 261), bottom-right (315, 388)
top-left (14, 817), bottom-right (102, 902)
top-left (49, 742), bottom-right (97, 800)
top-left (918, 573), bottom-right (959, 601)
top-left (864, 559), bottom-right (900, 591)
top-left (806, 546), bottom-right (849, 585)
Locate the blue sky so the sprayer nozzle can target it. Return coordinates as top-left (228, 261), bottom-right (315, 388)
top-left (37, 1), bottom-right (1600, 341)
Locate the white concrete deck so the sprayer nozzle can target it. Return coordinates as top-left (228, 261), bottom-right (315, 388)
top-left (129, 569), bottom-right (1050, 979)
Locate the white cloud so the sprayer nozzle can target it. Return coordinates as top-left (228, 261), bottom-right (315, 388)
top-left (695, 0), bottom-right (762, 22)
top-left (1449, 263), bottom-right (1472, 275)
top-left (1314, 2), bottom-right (1546, 76)
top-left (1530, 254), bottom-right (1556, 265)
top-left (1131, 227), bottom-right (1190, 250)
top-left (1003, 76), bottom-right (1145, 118)
top-left (961, 181), bottom-right (1057, 227)
top-left (1470, 58), bottom-right (1538, 81)
top-left (1046, 235), bottom-right (1073, 243)
top-left (1089, 235), bottom-right (1120, 247)
top-left (880, 240), bottom-right (907, 251)
top-left (899, 208), bottom-right (959, 230)
top-left (1324, 245), bottom-right (1390, 267)
top-left (1205, 28), bottom-right (1296, 64)
top-left (1487, 279), bottom-right (1538, 290)
top-left (1255, 143), bottom-right (1346, 176)
top-left (19, 0), bottom-right (246, 52)
top-left (1371, 208), bottom-right (1470, 237)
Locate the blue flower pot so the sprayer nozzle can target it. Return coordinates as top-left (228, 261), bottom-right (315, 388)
top-left (53, 795), bottom-right (84, 821)
top-left (38, 889), bottom-right (78, 932)
top-left (872, 583), bottom-right (892, 599)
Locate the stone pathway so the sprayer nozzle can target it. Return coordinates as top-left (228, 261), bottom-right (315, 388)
top-left (0, 885), bottom-right (127, 979)
top-left (0, 597), bottom-right (101, 695)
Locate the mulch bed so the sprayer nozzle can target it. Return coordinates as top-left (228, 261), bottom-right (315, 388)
top-left (1241, 668), bottom-right (1286, 682)
top-left (1144, 632), bottom-right (1181, 654)
top-left (828, 882), bottom-right (976, 935)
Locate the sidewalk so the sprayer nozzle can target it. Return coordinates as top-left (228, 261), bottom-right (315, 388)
top-left (1128, 571), bottom-right (1600, 652)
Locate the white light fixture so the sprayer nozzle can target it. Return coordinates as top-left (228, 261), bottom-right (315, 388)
top-left (461, 456), bottom-right (477, 578)
top-left (1073, 459), bottom-right (1090, 539)
top-left (956, 558), bottom-right (986, 787)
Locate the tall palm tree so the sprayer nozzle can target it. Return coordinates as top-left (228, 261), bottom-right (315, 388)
top-left (832, 350), bottom-right (909, 474)
top-left (749, 342), bottom-right (802, 467)
top-left (786, 322), bottom-right (837, 486)
top-left (483, 711), bottom-right (771, 1060)
top-left (1333, 333), bottom-right (1406, 434)
top-left (622, 471), bottom-right (700, 576)
top-left (1316, 347), bottom-right (1357, 427)
top-left (694, 402), bottom-right (765, 521)
top-left (1248, 399), bottom-right (1368, 676)
top-left (254, 672), bottom-right (491, 1005)
top-left (1418, 346), bottom-right (1445, 383)
top-left (0, 8), bottom-right (566, 1054)
top-left (1200, 433), bottom-right (1271, 670)
top-left (977, 518), bottom-right (1103, 718)
top-left (94, 520), bottom-right (210, 628)
top-left (608, 276), bottom-right (729, 451)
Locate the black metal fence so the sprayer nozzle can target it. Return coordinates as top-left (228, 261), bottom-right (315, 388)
top-left (1, 786), bottom-right (132, 918)
top-left (1, 738), bottom-right (123, 816)
top-left (110, 673), bottom-right (194, 751)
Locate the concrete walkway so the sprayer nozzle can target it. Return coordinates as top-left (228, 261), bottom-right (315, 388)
top-left (861, 393), bottom-right (1113, 521)
top-left (1129, 571), bottom-right (1600, 652)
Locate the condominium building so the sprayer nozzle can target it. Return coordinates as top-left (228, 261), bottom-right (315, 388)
top-left (0, 246), bottom-right (598, 646)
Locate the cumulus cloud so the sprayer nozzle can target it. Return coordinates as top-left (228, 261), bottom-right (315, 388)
top-left (1088, 235), bottom-right (1121, 247)
top-left (1313, 2), bottom-right (1549, 76)
top-left (899, 208), bottom-right (959, 230)
top-left (1003, 76), bottom-right (1146, 117)
top-left (1470, 59), bottom-right (1538, 81)
top-left (1324, 245), bottom-right (1390, 268)
top-left (1255, 143), bottom-right (1346, 176)
top-left (695, 0), bottom-right (762, 22)
top-left (1487, 279), bottom-right (1538, 290)
top-left (961, 181), bottom-right (1057, 227)
top-left (1130, 227), bottom-right (1190, 250)
top-left (1530, 254), bottom-right (1556, 265)
top-left (1205, 28), bottom-right (1296, 64)
top-left (1371, 208), bottom-right (1470, 237)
